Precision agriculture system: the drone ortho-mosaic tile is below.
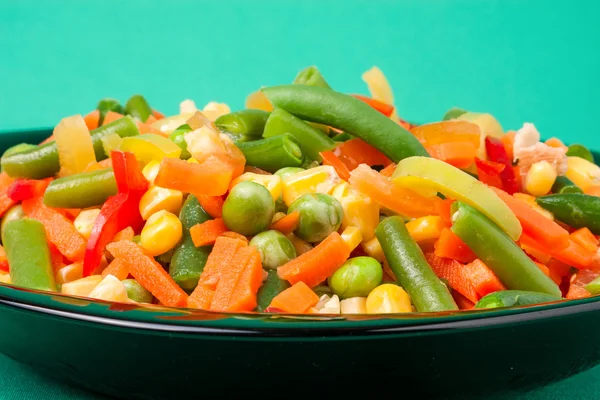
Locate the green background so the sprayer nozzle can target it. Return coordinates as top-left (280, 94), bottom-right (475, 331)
top-left (0, 0), bottom-right (599, 398)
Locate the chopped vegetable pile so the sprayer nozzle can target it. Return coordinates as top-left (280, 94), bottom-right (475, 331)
top-left (1, 65), bottom-right (600, 315)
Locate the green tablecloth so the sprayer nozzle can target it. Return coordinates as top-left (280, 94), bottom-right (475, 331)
top-left (0, 0), bottom-right (598, 398)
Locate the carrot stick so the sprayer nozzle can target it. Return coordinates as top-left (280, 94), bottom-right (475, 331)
top-left (452, 291), bottom-right (475, 310)
top-left (111, 226), bottom-right (135, 243)
top-left (277, 232), bottom-right (350, 287)
top-left (463, 259), bottom-right (506, 298)
top-left (320, 151), bottom-right (351, 181)
top-left (83, 110), bottom-right (100, 130)
top-left (106, 240), bottom-right (188, 307)
top-left (435, 198), bottom-right (454, 227)
top-left (187, 284), bottom-right (214, 309)
top-left (426, 141), bottom-right (477, 169)
top-left (334, 138), bottom-right (392, 170)
top-left (490, 186), bottom-right (570, 250)
top-left (190, 218), bottom-right (228, 247)
top-left (196, 236), bottom-right (247, 291)
top-left (197, 195), bottom-right (224, 218)
top-left (547, 259), bottom-right (571, 285)
top-left (566, 269), bottom-right (599, 299)
top-left (152, 109), bottom-right (166, 120)
top-left (570, 228), bottom-right (599, 253)
top-left (426, 252), bottom-right (478, 303)
top-left (520, 232), bottom-right (594, 269)
top-left (379, 163), bottom-right (397, 178)
top-left (220, 231), bottom-right (248, 242)
top-left (22, 197), bottom-right (86, 261)
top-left (270, 211), bottom-right (300, 235)
top-left (102, 258), bottom-right (130, 281)
top-left (269, 281), bottom-right (319, 313)
top-left (434, 228), bottom-right (476, 263)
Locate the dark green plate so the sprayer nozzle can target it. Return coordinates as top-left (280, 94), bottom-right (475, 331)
top-left (1, 129), bottom-right (599, 399)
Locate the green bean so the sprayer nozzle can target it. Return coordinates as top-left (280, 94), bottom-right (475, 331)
top-left (332, 132), bottom-right (354, 142)
top-left (1, 116), bottom-right (139, 179)
top-left (551, 176), bottom-right (582, 194)
top-left (43, 168), bottom-right (117, 208)
top-left (262, 85), bottom-right (429, 162)
top-left (236, 134), bottom-right (304, 173)
top-left (256, 270), bottom-right (290, 312)
top-left (376, 216), bottom-right (458, 312)
top-left (442, 107), bottom-right (467, 120)
top-left (215, 109), bottom-right (270, 138)
top-left (475, 290), bottom-right (561, 309)
top-left (97, 98), bottom-right (125, 125)
top-left (168, 124), bottom-right (192, 159)
top-left (263, 107), bottom-right (336, 162)
top-left (125, 94), bottom-right (153, 122)
top-left (536, 193), bottom-right (600, 234)
top-left (293, 66), bottom-right (331, 89)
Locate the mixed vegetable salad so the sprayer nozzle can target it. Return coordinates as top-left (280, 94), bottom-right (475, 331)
top-left (1, 66), bottom-right (600, 315)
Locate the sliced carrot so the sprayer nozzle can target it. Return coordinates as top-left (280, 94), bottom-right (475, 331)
top-left (521, 242), bottom-right (552, 264)
top-left (187, 284), bottom-right (214, 309)
top-left (155, 157), bottom-right (233, 197)
top-left (464, 259), bottom-right (506, 298)
top-left (145, 115), bottom-right (158, 125)
top-left (49, 242), bottom-right (67, 271)
top-left (501, 131), bottom-right (516, 161)
top-left (566, 269), bottom-right (599, 299)
top-left (102, 111), bottom-right (124, 126)
top-left (570, 228), bottom-right (599, 253)
top-left (197, 195), bottom-right (224, 218)
top-left (426, 253), bottom-right (478, 303)
top-left (434, 228), bottom-right (476, 264)
top-left (213, 246), bottom-right (263, 312)
top-left (0, 173), bottom-right (16, 218)
top-left (547, 259), bottom-right (571, 285)
top-left (270, 211), bottom-right (300, 235)
top-left (491, 187), bottom-right (570, 251)
top-left (349, 164), bottom-right (442, 218)
top-left (277, 232), bottom-right (350, 287)
top-left (152, 109), bottom-right (166, 120)
top-left (190, 218), bottom-right (228, 247)
top-left (534, 261), bottom-right (551, 277)
top-left (269, 281), bottom-right (319, 314)
top-left (426, 141), bottom-right (477, 169)
top-left (102, 257), bottom-right (130, 281)
top-left (111, 226), bottom-right (135, 243)
top-left (220, 231), bottom-right (249, 242)
top-left (83, 110), bottom-right (100, 130)
top-left (106, 240), bottom-right (188, 307)
top-left (452, 291), bottom-right (475, 310)
top-left (22, 197), bottom-right (86, 261)
top-left (333, 138), bottom-right (392, 170)
top-left (379, 163), bottom-right (397, 178)
top-left (320, 151), bottom-right (351, 181)
top-left (520, 233), bottom-right (594, 269)
top-left (196, 236), bottom-right (248, 291)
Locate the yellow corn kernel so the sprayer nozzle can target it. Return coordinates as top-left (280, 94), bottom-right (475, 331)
top-left (362, 236), bottom-right (385, 263)
top-left (61, 275), bottom-right (103, 297)
top-left (282, 165), bottom-right (341, 206)
top-left (366, 284), bottom-right (412, 314)
top-left (56, 262), bottom-right (83, 285)
top-left (340, 297), bottom-right (367, 314)
top-left (230, 172), bottom-right (283, 201)
top-left (139, 186), bottom-right (183, 220)
top-left (202, 101), bottom-right (231, 122)
top-left (566, 156), bottom-right (600, 193)
top-left (73, 209), bottom-right (101, 239)
top-left (513, 193), bottom-right (554, 220)
top-left (0, 272), bottom-right (11, 284)
top-left (340, 226), bottom-right (362, 253)
top-left (525, 161), bottom-right (557, 197)
top-left (286, 233), bottom-right (313, 256)
top-left (405, 216), bottom-right (445, 244)
top-left (140, 210), bottom-right (183, 256)
top-left (142, 160), bottom-right (162, 183)
top-left (331, 182), bottom-right (380, 242)
top-left (87, 275), bottom-right (129, 302)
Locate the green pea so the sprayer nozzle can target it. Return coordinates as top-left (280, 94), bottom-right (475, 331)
top-left (222, 181), bottom-right (275, 236)
top-left (328, 257), bottom-right (383, 299)
top-left (249, 230), bottom-right (296, 270)
top-left (274, 167), bottom-right (305, 181)
top-left (122, 279), bottom-right (153, 303)
top-left (288, 193), bottom-right (343, 242)
top-left (1, 205), bottom-right (25, 243)
top-left (168, 124), bottom-right (192, 159)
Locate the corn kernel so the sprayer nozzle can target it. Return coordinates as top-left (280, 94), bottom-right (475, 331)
top-left (0, 272), bottom-right (11, 284)
top-left (405, 216), bottom-right (445, 244)
top-left (87, 275), bottom-right (129, 302)
top-left (340, 226), bottom-right (362, 253)
top-left (362, 236), bottom-right (385, 263)
top-left (566, 156), bottom-right (600, 193)
top-left (331, 182), bottom-right (380, 241)
top-left (230, 172), bottom-right (283, 201)
top-left (525, 161), bottom-right (557, 197)
top-left (139, 186), bottom-right (183, 220)
top-left (140, 210), bottom-right (183, 256)
top-left (61, 275), bottom-right (103, 297)
top-left (366, 284), bottom-right (412, 313)
top-left (56, 262), bottom-right (83, 285)
top-left (340, 297), bottom-right (367, 314)
top-left (282, 165), bottom-right (341, 206)
top-left (142, 160), bottom-right (162, 183)
top-left (74, 209), bottom-right (101, 239)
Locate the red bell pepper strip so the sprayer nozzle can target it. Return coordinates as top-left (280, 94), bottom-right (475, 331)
top-left (474, 157), bottom-right (505, 190)
top-left (333, 138), bottom-right (392, 170)
top-left (485, 137), bottom-right (519, 194)
top-left (351, 94), bottom-right (395, 117)
top-left (7, 178), bottom-right (52, 202)
top-left (83, 151), bottom-right (149, 276)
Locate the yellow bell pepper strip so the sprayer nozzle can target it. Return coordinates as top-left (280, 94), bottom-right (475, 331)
top-left (83, 151), bottom-right (149, 276)
top-left (54, 115), bottom-right (97, 176)
top-left (118, 133), bottom-right (181, 165)
top-left (392, 156), bottom-right (522, 241)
